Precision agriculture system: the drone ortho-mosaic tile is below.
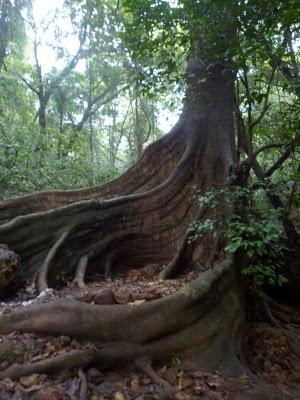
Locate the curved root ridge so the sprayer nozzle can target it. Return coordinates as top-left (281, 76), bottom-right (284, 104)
top-left (71, 254), bottom-right (89, 288)
top-left (0, 350), bottom-right (100, 380)
top-left (36, 230), bottom-right (70, 293)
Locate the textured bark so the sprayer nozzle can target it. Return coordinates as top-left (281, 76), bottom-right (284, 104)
top-left (0, 126), bottom-right (185, 224)
top-left (0, 259), bottom-right (245, 379)
top-left (0, 50), bottom-right (237, 288)
top-left (0, 49), bottom-right (248, 380)
top-left (0, 244), bottom-right (19, 296)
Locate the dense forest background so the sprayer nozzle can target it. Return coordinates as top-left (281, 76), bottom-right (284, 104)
top-left (0, 0), bottom-right (178, 197)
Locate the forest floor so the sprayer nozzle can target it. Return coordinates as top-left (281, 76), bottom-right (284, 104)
top-left (0, 264), bottom-right (299, 400)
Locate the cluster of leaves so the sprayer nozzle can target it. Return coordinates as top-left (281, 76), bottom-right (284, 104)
top-left (120, 0), bottom-right (300, 92)
top-left (0, 0), bottom-right (30, 68)
top-left (188, 185), bottom-right (288, 287)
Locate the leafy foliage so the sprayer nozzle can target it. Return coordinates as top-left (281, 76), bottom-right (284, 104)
top-left (0, 0), bottom-right (164, 197)
top-left (189, 186), bottom-right (288, 287)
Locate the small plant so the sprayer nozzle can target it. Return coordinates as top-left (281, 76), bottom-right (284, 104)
top-left (171, 353), bottom-right (182, 366)
top-left (189, 185), bottom-right (288, 287)
top-left (148, 386), bottom-right (156, 395)
top-left (55, 270), bottom-right (68, 285)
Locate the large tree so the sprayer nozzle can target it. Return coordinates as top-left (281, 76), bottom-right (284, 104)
top-left (0, 0), bottom-right (299, 393)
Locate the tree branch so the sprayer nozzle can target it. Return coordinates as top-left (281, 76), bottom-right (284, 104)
top-left (253, 143), bottom-right (285, 158)
top-left (250, 65), bottom-right (277, 130)
top-left (242, 68), bottom-right (252, 141)
top-left (76, 84), bottom-right (130, 130)
top-left (265, 147), bottom-right (293, 178)
top-left (33, 35), bottom-right (42, 91)
top-left (261, 26), bottom-right (300, 97)
top-left (264, 137), bottom-right (299, 177)
top-left (42, 21), bottom-right (89, 104)
top-left (11, 70), bottom-right (39, 95)
top-left (44, 49), bottom-right (86, 104)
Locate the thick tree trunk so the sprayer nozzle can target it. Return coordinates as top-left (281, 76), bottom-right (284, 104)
top-left (0, 56), bottom-right (236, 284)
top-left (0, 48), bottom-right (253, 381)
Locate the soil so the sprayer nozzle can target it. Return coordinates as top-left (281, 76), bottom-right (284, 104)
top-left (0, 264), bottom-right (299, 399)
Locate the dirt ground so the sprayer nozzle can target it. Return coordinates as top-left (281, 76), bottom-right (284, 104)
top-left (0, 264), bottom-right (299, 399)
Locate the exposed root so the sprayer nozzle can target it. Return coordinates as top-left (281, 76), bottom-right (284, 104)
top-left (0, 56), bottom-right (281, 390)
top-left (0, 259), bottom-right (247, 383)
top-left (0, 154), bottom-right (196, 291)
top-left (262, 297), bottom-right (300, 358)
top-left (78, 368), bottom-right (88, 400)
top-left (267, 297), bottom-right (300, 324)
top-left (135, 357), bottom-right (178, 397)
top-left (0, 349), bottom-right (101, 380)
top-left (160, 232), bottom-right (191, 279)
top-left (262, 297), bottom-right (281, 329)
top-left (0, 259), bottom-right (234, 337)
top-left (0, 244), bottom-right (20, 296)
top-left (36, 229), bottom-right (70, 293)
top-left (0, 123), bottom-right (184, 225)
top-left (0, 79), bottom-right (237, 293)
top-left (71, 254), bottom-right (89, 289)
top-left (160, 207), bottom-right (210, 280)
top-left (287, 332), bottom-right (300, 358)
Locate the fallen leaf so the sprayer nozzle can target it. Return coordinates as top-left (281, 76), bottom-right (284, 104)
top-left (131, 377), bottom-right (140, 392)
top-left (36, 386), bottom-right (62, 400)
top-left (113, 288), bottom-right (131, 304)
top-left (114, 391), bottom-right (125, 400)
top-left (189, 370), bottom-right (203, 379)
top-left (19, 373), bottom-right (45, 387)
top-left (207, 380), bottom-right (221, 389)
top-left (129, 299), bottom-right (146, 306)
top-left (175, 392), bottom-right (191, 400)
top-left (176, 370), bottom-right (183, 389)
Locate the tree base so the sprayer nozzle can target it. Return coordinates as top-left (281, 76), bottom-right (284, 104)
top-left (0, 273), bottom-right (299, 400)
top-left (0, 259), bottom-right (245, 377)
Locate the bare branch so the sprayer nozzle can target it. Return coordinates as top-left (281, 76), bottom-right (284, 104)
top-left (253, 143), bottom-right (285, 158)
top-left (76, 84), bottom-right (130, 130)
top-left (42, 20), bottom-right (89, 104)
top-left (44, 50), bottom-right (84, 103)
top-left (264, 137), bottom-right (299, 177)
top-left (11, 70), bottom-right (39, 95)
top-left (259, 26), bottom-right (300, 97)
top-left (265, 147), bottom-right (293, 178)
top-left (250, 66), bottom-right (277, 130)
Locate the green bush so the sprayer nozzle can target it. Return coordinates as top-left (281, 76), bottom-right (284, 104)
top-left (188, 185), bottom-right (288, 287)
